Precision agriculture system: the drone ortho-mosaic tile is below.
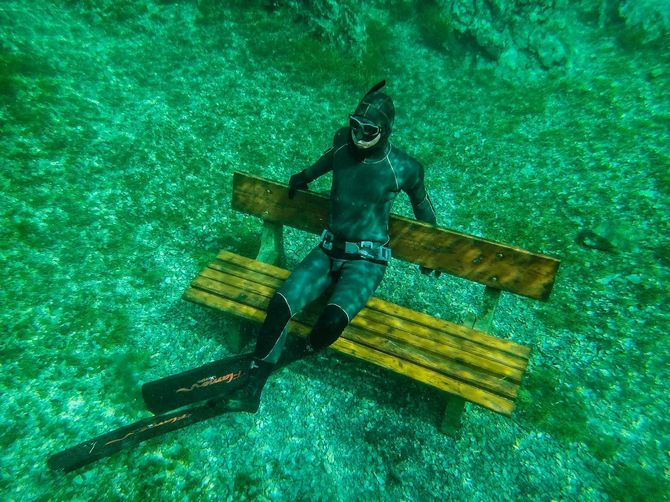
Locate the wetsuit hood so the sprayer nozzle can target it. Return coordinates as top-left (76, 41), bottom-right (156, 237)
top-left (349, 81), bottom-right (395, 158)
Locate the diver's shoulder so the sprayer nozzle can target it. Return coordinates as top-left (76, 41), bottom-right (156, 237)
top-left (389, 145), bottom-right (422, 171)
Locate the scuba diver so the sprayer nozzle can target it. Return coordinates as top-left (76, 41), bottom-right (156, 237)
top-left (222, 80), bottom-right (439, 413)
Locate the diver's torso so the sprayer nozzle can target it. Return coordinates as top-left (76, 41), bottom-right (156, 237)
top-left (329, 130), bottom-right (415, 243)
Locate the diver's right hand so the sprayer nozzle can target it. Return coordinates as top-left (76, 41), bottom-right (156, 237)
top-left (288, 170), bottom-right (309, 199)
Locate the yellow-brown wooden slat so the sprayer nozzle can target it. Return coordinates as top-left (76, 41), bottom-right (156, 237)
top-left (216, 250), bottom-right (531, 360)
top-left (183, 287), bottom-right (516, 416)
top-left (183, 287), bottom-right (266, 325)
top-left (210, 256), bottom-right (289, 287)
top-left (365, 297), bottom-right (531, 359)
top-left (203, 266), bottom-right (279, 296)
top-left (331, 337), bottom-right (516, 416)
top-left (208, 261), bottom-right (284, 291)
top-left (193, 266), bottom-right (527, 380)
top-left (356, 308), bottom-right (527, 374)
top-left (188, 276), bottom-right (520, 397)
top-left (217, 250), bottom-right (290, 280)
top-left (339, 324), bottom-right (520, 398)
top-left (387, 218), bottom-right (559, 301)
top-left (231, 171), bottom-right (560, 300)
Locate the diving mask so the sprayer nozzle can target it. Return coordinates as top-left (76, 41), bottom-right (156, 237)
top-left (349, 114), bottom-right (381, 143)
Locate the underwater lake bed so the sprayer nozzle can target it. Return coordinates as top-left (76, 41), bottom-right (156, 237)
top-left (1, 1), bottom-right (669, 500)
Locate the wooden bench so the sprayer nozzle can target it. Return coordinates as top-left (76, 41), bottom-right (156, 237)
top-left (183, 172), bottom-right (560, 433)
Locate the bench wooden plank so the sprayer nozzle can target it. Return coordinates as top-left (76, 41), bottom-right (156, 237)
top-left (196, 262), bottom-right (528, 377)
top-left (364, 298), bottom-right (531, 359)
top-left (217, 249), bottom-right (290, 280)
top-left (182, 287), bottom-right (516, 416)
top-left (231, 172), bottom-right (560, 300)
top-left (351, 310), bottom-right (526, 377)
top-left (332, 337), bottom-right (516, 416)
top-left (333, 325), bottom-right (520, 398)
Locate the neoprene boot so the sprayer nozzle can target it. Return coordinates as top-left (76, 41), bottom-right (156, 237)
top-left (223, 358), bottom-right (274, 413)
top-left (254, 293), bottom-right (292, 362)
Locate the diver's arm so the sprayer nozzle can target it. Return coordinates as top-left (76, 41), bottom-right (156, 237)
top-left (304, 127), bottom-right (348, 181)
top-left (288, 148), bottom-right (333, 199)
top-left (405, 163), bottom-right (437, 225)
top-left (303, 146), bottom-right (335, 182)
top-left (404, 161), bottom-right (440, 277)
top-left (287, 132), bottom-right (339, 198)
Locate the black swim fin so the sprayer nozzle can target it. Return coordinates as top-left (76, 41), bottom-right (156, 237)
top-left (47, 398), bottom-right (244, 473)
top-left (49, 357), bottom-right (276, 473)
top-left (141, 354), bottom-right (252, 414)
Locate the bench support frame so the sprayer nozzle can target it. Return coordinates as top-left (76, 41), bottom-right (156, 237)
top-left (472, 286), bottom-right (502, 333)
top-left (445, 286), bottom-right (502, 433)
top-left (257, 220), bottom-right (284, 266)
top-left (440, 396), bottom-right (467, 435)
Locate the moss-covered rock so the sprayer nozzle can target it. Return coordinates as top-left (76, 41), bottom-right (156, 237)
top-left (618, 0), bottom-right (670, 44)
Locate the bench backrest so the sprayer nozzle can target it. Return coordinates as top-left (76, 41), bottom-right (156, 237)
top-left (232, 172), bottom-right (560, 301)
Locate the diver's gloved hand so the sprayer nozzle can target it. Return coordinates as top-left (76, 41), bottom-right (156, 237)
top-left (288, 170), bottom-right (310, 199)
top-left (419, 266), bottom-right (442, 278)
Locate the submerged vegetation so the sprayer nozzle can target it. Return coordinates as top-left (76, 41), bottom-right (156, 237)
top-left (1, 0), bottom-right (669, 499)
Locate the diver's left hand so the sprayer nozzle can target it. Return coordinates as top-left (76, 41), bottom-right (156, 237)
top-left (419, 266), bottom-right (441, 278)
top-left (288, 170), bottom-right (310, 199)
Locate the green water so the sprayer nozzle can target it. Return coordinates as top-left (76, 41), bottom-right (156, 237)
top-left (1, 1), bottom-right (668, 500)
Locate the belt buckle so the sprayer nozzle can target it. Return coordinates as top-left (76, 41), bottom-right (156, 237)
top-left (344, 242), bottom-right (359, 255)
top-left (320, 229), bottom-right (334, 251)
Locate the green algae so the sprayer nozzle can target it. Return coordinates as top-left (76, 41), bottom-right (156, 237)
top-left (518, 366), bottom-right (619, 461)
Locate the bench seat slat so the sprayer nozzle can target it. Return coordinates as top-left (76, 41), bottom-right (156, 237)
top-left (332, 337), bottom-right (515, 416)
top-left (209, 259), bottom-right (288, 290)
top-left (217, 250), bottom-right (290, 280)
top-left (330, 325), bottom-right (520, 398)
top-left (355, 309), bottom-right (527, 373)
top-left (365, 298), bottom-right (531, 359)
top-left (194, 269), bottom-right (527, 379)
top-left (183, 287), bottom-right (516, 416)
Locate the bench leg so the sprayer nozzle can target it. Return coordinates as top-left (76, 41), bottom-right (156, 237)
top-left (440, 395), bottom-right (466, 436)
top-left (466, 286), bottom-right (501, 332)
top-left (256, 221), bottom-right (285, 266)
top-left (226, 319), bottom-right (256, 353)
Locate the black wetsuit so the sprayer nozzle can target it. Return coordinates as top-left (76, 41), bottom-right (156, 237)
top-left (255, 127), bottom-right (437, 363)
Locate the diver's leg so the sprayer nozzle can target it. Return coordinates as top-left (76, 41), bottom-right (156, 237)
top-left (229, 246), bottom-right (334, 411)
top-left (253, 246), bottom-right (334, 363)
top-left (307, 258), bottom-right (387, 351)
